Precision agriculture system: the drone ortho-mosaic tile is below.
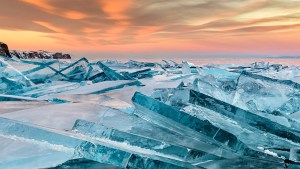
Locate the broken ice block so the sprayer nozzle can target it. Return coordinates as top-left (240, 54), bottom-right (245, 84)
top-left (193, 68), bottom-right (240, 104)
top-left (151, 88), bottom-right (190, 109)
top-left (182, 61), bottom-right (192, 74)
top-left (189, 90), bottom-right (300, 144)
top-left (128, 68), bottom-right (153, 79)
top-left (0, 117), bottom-right (83, 147)
top-left (289, 148), bottom-right (300, 162)
top-left (75, 141), bottom-right (200, 169)
top-left (41, 80), bottom-right (141, 95)
top-left (0, 58), bottom-right (33, 93)
top-left (96, 108), bottom-right (224, 158)
top-left (19, 58), bottom-right (89, 83)
top-left (182, 103), bottom-right (300, 159)
top-left (132, 92), bottom-right (285, 162)
top-left (132, 92), bottom-right (251, 158)
top-left (233, 71), bottom-right (300, 114)
top-left (52, 57), bottom-right (88, 82)
top-left (98, 61), bottom-right (131, 80)
top-left (199, 157), bottom-right (284, 169)
top-left (0, 134), bottom-right (73, 169)
top-left (72, 119), bottom-right (216, 163)
top-left (46, 158), bottom-right (121, 169)
top-left (0, 117), bottom-right (196, 169)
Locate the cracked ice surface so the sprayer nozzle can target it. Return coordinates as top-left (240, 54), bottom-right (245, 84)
top-left (1, 56), bottom-right (300, 168)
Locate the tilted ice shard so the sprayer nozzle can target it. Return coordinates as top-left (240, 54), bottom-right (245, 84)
top-left (194, 68), bottom-right (300, 129)
top-left (41, 80), bottom-right (141, 96)
top-left (233, 71), bottom-right (300, 114)
top-left (78, 140), bottom-right (202, 168)
top-left (0, 129), bottom-right (75, 169)
top-left (2, 57), bottom-right (300, 168)
top-left (193, 68), bottom-right (240, 104)
top-left (128, 68), bottom-right (153, 79)
top-left (45, 158), bottom-right (122, 169)
top-left (0, 117), bottom-right (82, 147)
top-left (98, 61), bottom-right (132, 80)
top-left (132, 92), bottom-right (270, 159)
top-left (151, 88), bottom-right (190, 109)
top-left (182, 61), bottom-right (192, 74)
top-left (14, 57), bottom-right (89, 83)
top-left (125, 60), bottom-right (156, 68)
top-left (15, 81), bottom-right (82, 98)
top-left (182, 103), bottom-right (300, 157)
top-left (96, 108), bottom-right (221, 156)
top-left (132, 92), bottom-right (285, 164)
top-left (37, 57), bottom-right (89, 82)
top-left (199, 157), bottom-right (284, 169)
top-left (189, 90), bottom-right (300, 144)
top-left (0, 117), bottom-right (198, 169)
top-left (0, 58), bottom-right (33, 93)
top-left (72, 119), bottom-right (218, 163)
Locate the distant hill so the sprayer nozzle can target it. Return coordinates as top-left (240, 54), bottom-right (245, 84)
top-left (0, 42), bottom-right (71, 59)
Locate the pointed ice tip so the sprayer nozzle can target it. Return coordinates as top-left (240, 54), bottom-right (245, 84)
top-left (132, 91), bottom-right (140, 101)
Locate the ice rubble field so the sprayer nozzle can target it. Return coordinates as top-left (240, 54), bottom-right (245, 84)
top-left (1, 56), bottom-right (300, 169)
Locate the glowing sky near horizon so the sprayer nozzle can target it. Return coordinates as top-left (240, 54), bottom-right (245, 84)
top-left (1, 0), bottom-right (300, 57)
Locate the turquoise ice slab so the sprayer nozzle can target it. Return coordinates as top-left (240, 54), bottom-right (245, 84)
top-left (125, 154), bottom-right (192, 169)
top-left (96, 108), bottom-right (224, 158)
top-left (0, 135), bottom-right (72, 169)
top-left (240, 71), bottom-right (300, 89)
top-left (14, 81), bottom-right (81, 98)
top-left (98, 61), bottom-right (131, 80)
top-left (0, 117), bottom-right (82, 148)
top-left (72, 119), bottom-right (218, 163)
top-left (234, 71), bottom-right (300, 114)
top-left (182, 104), bottom-right (300, 152)
top-left (42, 80), bottom-right (141, 95)
top-left (128, 68), bottom-right (151, 77)
top-left (7, 57), bottom-right (89, 83)
top-left (48, 57), bottom-right (89, 82)
top-left (88, 72), bottom-right (110, 83)
top-left (151, 88), bottom-right (190, 109)
top-left (132, 92), bottom-right (282, 161)
top-left (199, 157), bottom-right (284, 169)
top-left (189, 89), bottom-right (300, 144)
top-left (0, 117), bottom-right (197, 169)
top-left (194, 68), bottom-right (300, 117)
top-left (45, 158), bottom-right (122, 169)
top-left (194, 68), bottom-right (300, 130)
top-left (0, 58), bottom-right (33, 93)
top-left (75, 141), bottom-right (200, 169)
top-left (132, 92), bottom-right (251, 157)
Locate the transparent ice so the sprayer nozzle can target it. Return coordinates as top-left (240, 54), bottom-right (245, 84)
top-left (0, 56), bottom-right (300, 168)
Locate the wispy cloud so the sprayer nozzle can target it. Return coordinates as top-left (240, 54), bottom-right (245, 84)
top-left (0, 0), bottom-right (300, 56)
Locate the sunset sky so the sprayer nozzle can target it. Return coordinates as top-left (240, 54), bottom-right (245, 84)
top-left (1, 0), bottom-right (300, 58)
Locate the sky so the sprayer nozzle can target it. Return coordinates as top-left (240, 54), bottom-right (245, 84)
top-left (1, 0), bottom-right (300, 58)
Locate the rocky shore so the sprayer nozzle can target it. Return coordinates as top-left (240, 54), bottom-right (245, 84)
top-left (0, 42), bottom-right (71, 59)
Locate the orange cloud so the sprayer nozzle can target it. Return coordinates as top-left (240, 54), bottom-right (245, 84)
top-left (63, 11), bottom-right (88, 20)
top-left (100, 0), bottom-right (133, 20)
top-left (22, 0), bottom-right (55, 12)
top-left (1, 0), bottom-right (300, 57)
top-left (82, 28), bottom-right (100, 34)
top-left (33, 21), bottom-right (65, 33)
